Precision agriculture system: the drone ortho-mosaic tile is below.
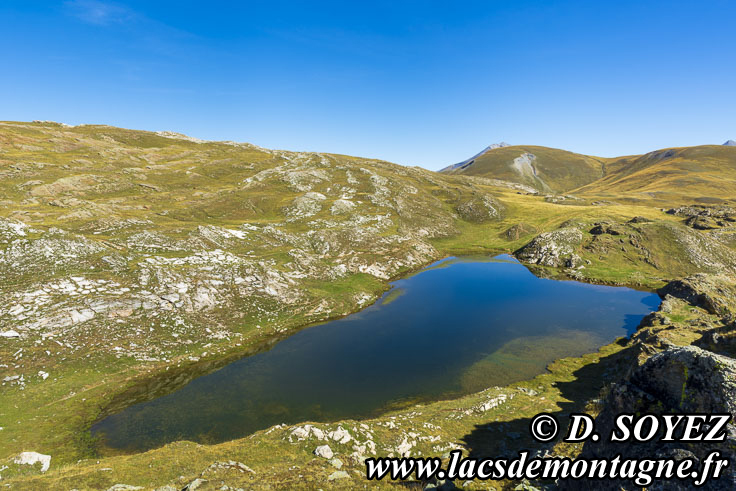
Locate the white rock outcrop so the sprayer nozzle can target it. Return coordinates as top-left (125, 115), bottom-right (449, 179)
top-left (14, 451), bottom-right (51, 472)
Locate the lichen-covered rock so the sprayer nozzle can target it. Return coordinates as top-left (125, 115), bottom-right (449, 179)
top-left (515, 227), bottom-right (583, 267)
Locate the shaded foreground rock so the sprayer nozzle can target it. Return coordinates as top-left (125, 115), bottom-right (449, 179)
top-left (563, 345), bottom-right (736, 490)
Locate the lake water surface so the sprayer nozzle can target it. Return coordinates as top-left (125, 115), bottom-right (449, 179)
top-left (92, 255), bottom-right (659, 451)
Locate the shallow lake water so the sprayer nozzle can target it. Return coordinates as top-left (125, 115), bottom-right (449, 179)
top-left (92, 255), bottom-right (660, 452)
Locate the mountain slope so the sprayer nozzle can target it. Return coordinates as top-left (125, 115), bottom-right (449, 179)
top-left (439, 142), bottom-right (510, 172)
top-left (572, 145), bottom-right (736, 202)
top-left (441, 145), bottom-right (610, 193)
top-left (443, 142), bottom-right (736, 202)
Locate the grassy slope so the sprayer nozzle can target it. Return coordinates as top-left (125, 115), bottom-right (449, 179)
top-left (572, 145), bottom-right (736, 204)
top-left (1, 122), bottom-right (736, 489)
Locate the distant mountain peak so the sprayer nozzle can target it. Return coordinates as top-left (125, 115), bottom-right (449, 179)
top-left (440, 142), bottom-right (510, 172)
top-left (724, 140), bottom-right (736, 146)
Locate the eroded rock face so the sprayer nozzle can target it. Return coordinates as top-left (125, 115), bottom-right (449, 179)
top-left (565, 346), bottom-right (736, 490)
top-left (515, 227), bottom-right (583, 268)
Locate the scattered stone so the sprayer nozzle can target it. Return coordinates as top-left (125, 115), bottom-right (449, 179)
top-left (589, 222), bottom-right (625, 235)
top-left (328, 426), bottom-right (352, 444)
top-left (314, 444), bottom-right (334, 459)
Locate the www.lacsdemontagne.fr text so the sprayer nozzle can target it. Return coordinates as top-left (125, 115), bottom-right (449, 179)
top-left (365, 449), bottom-right (729, 486)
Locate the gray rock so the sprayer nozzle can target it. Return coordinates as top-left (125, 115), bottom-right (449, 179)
top-left (183, 478), bottom-right (207, 490)
top-left (13, 451), bottom-right (51, 472)
top-left (455, 195), bottom-right (503, 222)
top-left (314, 444), bottom-right (334, 459)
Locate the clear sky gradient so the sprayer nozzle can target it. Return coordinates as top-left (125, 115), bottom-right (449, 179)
top-left (2, 1), bottom-right (735, 170)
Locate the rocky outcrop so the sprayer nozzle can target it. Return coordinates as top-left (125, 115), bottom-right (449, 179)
top-left (13, 451), bottom-right (51, 472)
top-left (659, 274), bottom-right (736, 320)
top-left (667, 205), bottom-right (736, 230)
top-left (515, 227), bottom-right (583, 268)
top-left (455, 195), bottom-right (503, 222)
top-left (589, 222), bottom-right (625, 236)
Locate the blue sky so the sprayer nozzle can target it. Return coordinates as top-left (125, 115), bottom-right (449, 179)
top-left (1, 1), bottom-right (735, 170)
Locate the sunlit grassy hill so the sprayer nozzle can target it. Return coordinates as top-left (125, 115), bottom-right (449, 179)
top-left (441, 144), bottom-right (610, 193)
top-left (442, 142), bottom-right (736, 203)
top-left (572, 145), bottom-right (736, 203)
